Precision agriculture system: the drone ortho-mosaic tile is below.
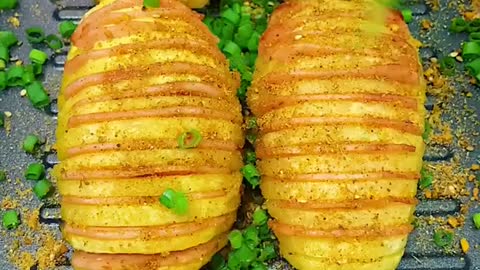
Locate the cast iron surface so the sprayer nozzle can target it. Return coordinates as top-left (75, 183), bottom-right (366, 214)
top-left (0, 0), bottom-right (479, 269)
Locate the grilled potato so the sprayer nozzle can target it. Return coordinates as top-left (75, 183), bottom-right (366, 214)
top-left (247, 0), bottom-right (426, 269)
top-left (53, 0), bottom-right (243, 269)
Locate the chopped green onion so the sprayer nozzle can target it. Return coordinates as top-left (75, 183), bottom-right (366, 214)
top-left (159, 189), bottom-right (189, 215)
top-left (0, 0), bottom-right (18, 10)
top-left (438, 56), bottom-right (456, 76)
top-left (246, 52), bottom-right (257, 67)
top-left (422, 119), bottom-right (431, 141)
top-left (25, 27), bottom-right (45, 44)
top-left (450, 18), bottom-right (468, 33)
top-left (228, 230), bottom-right (243, 249)
top-left (2, 210), bottom-right (20, 230)
top-left (0, 31), bottom-right (18, 48)
top-left (221, 8), bottom-right (241, 25)
top-left (26, 81), bottom-right (50, 108)
top-left (23, 134), bottom-right (40, 154)
top-left (247, 32), bottom-right (261, 52)
top-left (246, 117), bottom-right (257, 129)
top-left (241, 163), bottom-right (260, 188)
top-left (58, 21), bottom-right (77, 39)
top-left (6, 66), bottom-right (24, 87)
top-left (45, 34), bottom-right (63, 50)
top-left (22, 65), bottom-right (35, 85)
top-left (245, 149), bottom-right (256, 164)
top-left (237, 23), bottom-right (254, 43)
top-left (401, 9), bottom-right (413, 24)
top-left (203, 16), bottom-right (214, 29)
top-left (246, 132), bottom-right (256, 144)
top-left (253, 208), bottom-right (268, 225)
top-left (230, 245), bottom-right (256, 266)
top-left (0, 71), bottom-right (6, 91)
top-left (223, 41), bottom-right (242, 57)
top-left (231, 3), bottom-right (241, 14)
top-left (469, 32), bottom-right (480, 42)
top-left (465, 58), bottom-right (480, 76)
top-left (177, 129), bottom-right (202, 149)
top-left (143, 0), bottom-right (160, 8)
top-left (243, 225), bottom-right (260, 248)
top-left (211, 20), bottom-right (224, 37)
top-left (221, 22), bottom-right (235, 41)
top-left (0, 60), bottom-right (5, 70)
top-left (419, 167), bottom-right (433, 189)
top-left (0, 170), bottom-right (6, 181)
top-left (33, 179), bottom-right (52, 199)
top-left (468, 18), bottom-right (480, 33)
top-left (209, 253), bottom-right (226, 270)
top-left (32, 63), bottom-right (43, 76)
top-left (473, 213), bottom-right (480, 229)
top-left (433, 229), bottom-right (454, 247)
top-left (0, 46), bottom-right (9, 61)
top-left (29, 49), bottom-right (48, 65)
top-left (462, 41), bottom-right (480, 61)
top-left (258, 242), bottom-right (277, 261)
top-left (25, 163), bottom-right (45, 180)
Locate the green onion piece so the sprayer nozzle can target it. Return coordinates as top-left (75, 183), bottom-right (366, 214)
top-left (462, 41), bottom-right (480, 61)
top-left (253, 208), bottom-right (268, 225)
top-left (25, 27), bottom-right (45, 44)
top-left (246, 52), bottom-right (257, 67)
top-left (232, 2), bottom-right (241, 14)
top-left (0, 46), bottom-right (9, 61)
top-left (26, 81), bottom-right (50, 108)
top-left (239, 13), bottom-right (251, 25)
top-left (143, 0), bottom-right (160, 8)
top-left (419, 167), bottom-right (433, 189)
top-left (433, 229), bottom-right (454, 247)
top-left (237, 23), bottom-right (254, 42)
top-left (247, 32), bottom-right (260, 52)
top-left (25, 163), bottom-right (45, 180)
top-left (221, 22), bottom-right (235, 41)
top-left (251, 262), bottom-right (268, 270)
top-left (0, 170), bottom-right (6, 181)
top-left (58, 21), bottom-right (77, 39)
top-left (0, 60), bottom-right (5, 70)
top-left (211, 19), bottom-right (224, 37)
top-left (32, 63), bottom-right (43, 76)
top-left (223, 41), bottom-right (242, 56)
top-left (450, 17), bottom-right (468, 33)
top-left (29, 49), bottom-right (48, 65)
top-left (438, 56), bottom-right (456, 76)
top-left (45, 34), bottom-right (63, 50)
top-left (243, 225), bottom-right (260, 248)
top-left (33, 179), bottom-right (52, 199)
top-left (22, 65), bottom-right (35, 85)
top-left (159, 189), bottom-right (188, 215)
top-left (0, 0), bottom-right (18, 10)
top-left (209, 253), bottom-right (226, 270)
top-left (468, 18), bottom-right (480, 33)
top-left (469, 32), bottom-right (480, 42)
top-left (0, 31), bottom-right (18, 48)
top-left (2, 210), bottom-right (20, 230)
top-left (23, 134), bottom-right (40, 154)
top-left (177, 129), bottom-right (202, 149)
top-left (231, 245), bottom-right (256, 266)
top-left (422, 120), bottom-right (431, 141)
top-left (226, 251), bottom-right (241, 269)
top-left (221, 8), bottom-right (241, 25)
top-left (237, 80), bottom-right (248, 102)
top-left (401, 9), bottom-right (413, 24)
top-left (255, 17), bottom-right (268, 34)
top-left (246, 117), bottom-right (257, 130)
top-left (473, 213), bottom-right (480, 229)
top-left (228, 230), bottom-right (243, 249)
top-left (159, 188), bottom-right (176, 209)
top-left (245, 149), bottom-right (256, 164)
top-left (246, 132), bottom-right (256, 145)
top-left (465, 58), bottom-right (480, 76)
top-left (241, 163), bottom-right (260, 188)
top-left (0, 71), bottom-right (6, 91)
top-left (6, 66), bottom-right (24, 87)
top-left (258, 242), bottom-right (277, 261)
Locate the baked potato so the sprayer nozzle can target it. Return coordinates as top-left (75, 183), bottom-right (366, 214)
top-left (52, 0), bottom-right (243, 269)
top-left (247, 0), bottom-right (426, 269)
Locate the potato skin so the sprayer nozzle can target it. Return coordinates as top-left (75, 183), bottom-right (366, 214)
top-left (53, 0), bottom-right (243, 269)
top-left (247, 0), bottom-right (425, 269)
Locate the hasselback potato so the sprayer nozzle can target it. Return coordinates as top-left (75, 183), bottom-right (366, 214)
top-left (247, 0), bottom-right (426, 269)
top-left (53, 0), bottom-right (243, 269)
